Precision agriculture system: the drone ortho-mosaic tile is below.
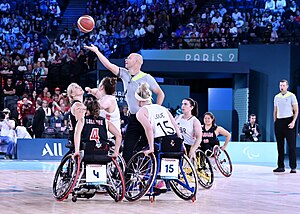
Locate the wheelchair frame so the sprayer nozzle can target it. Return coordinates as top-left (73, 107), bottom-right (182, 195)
top-left (204, 145), bottom-right (233, 177)
top-left (52, 154), bottom-right (80, 201)
top-left (212, 145), bottom-right (232, 177)
top-left (125, 141), bottom-right (198, 202)
top-left (52, 152), bottom-right (126, 202)
top-left (194, 149), bottom-right (214, 189)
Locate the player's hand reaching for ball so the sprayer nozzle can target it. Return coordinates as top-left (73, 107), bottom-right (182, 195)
top-left (84, 44), bottom-right (98, 53)
top-left (85, 86), bottom-right (92, 94)
top-left (85, 87), bottom-right (100, 98)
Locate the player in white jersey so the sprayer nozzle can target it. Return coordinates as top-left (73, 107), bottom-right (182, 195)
top-left (85, 77), bottom-right (121, 139)
top-left (135, 83), bottom-right (182, 156)
top-left (175, 98), bottom-right (202, 160)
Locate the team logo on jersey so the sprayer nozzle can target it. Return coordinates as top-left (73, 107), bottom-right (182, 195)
top-left (95, 142), bottom-right (101, 148)
top-left (170, 140), bottom-right (175, 147)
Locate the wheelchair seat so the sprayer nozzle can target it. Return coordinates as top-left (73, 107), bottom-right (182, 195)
top-left (155, 135), bottom-right (183, 152)
top-left (83, 153), bottom-right (112, 165)
top-left (154, 135), bottom-right (184, 158)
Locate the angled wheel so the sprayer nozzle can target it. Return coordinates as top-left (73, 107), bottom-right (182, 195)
top-left (169, 154), bottom-right (197, 200)
top-left (194, 149), bottom-right (214, 189)
top-left (213, 146), bottom-right (232, 177)
top-left (108, 141), bottom-right (126, 172)
top-left (116, 154), bottom-right (126, 173)
top-left (106, 158), bottom-right (126, 202)
top-left (53, 154), bottom-right (80, 201)
top-left (125, 151), bottom-right (157, 201)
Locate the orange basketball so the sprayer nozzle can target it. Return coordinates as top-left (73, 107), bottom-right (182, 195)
top-left (77, 15), bottom-right (95, 33)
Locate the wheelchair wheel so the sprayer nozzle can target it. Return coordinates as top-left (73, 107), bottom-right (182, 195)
top-left (116, 154), bottom-right (126, 172)
top-left (106, 158), bottom-right (126, 202)
top-left (213, 146), bottom-right (232, 177)
top-left (169, 154), bottom-right (197, 201)
top-left (53, 154), bottom-right (80, 201)
top-left (125, 151), bottom-right (157, 201)
top-left (194, 149), bottom-right (214, 189)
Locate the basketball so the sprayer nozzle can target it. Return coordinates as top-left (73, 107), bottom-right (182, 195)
top-left (77, 15), bottom-right (95, 33)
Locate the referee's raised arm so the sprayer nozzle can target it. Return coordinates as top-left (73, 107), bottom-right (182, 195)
top-left (84, 44), bottom-right (119, 75)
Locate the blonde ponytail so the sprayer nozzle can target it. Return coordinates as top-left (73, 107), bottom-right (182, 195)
top-left (135, 83), bottom-right (152, 101)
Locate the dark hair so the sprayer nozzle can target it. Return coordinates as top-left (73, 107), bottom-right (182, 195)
top-left (13, 118), bottom-right (18, 128)
top-left (184, 98), bottom-right (198, 117)
top-left (204, 112), bottom-right (217, 127)
top-left (101, 77), bottom-right (117, 95)
top-left (86, 100), bottom-right (100, 121)
top-left (249, 114), bottom-right (256, 118)
top-left (36, 99), bottom-right (42, 107)
top-left (84, 95), bottom-right (95, 106)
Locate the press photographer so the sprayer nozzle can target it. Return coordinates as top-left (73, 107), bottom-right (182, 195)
top-left (242, 114), bottom-right (261, 142)
top-left (0, 108), bottom-right (16, 159)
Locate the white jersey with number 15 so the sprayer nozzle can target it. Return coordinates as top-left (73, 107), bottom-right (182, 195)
top-left (143, 104), bottom-right (175, 138)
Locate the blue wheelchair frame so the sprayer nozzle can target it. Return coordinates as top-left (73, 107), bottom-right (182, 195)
top-left (151, 142), bottom-right (196, 195)
top-left (125, 139), bottom-right (197, 202)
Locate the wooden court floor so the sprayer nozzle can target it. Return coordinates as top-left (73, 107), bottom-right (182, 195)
top-left (0, 161), bottom-right (299, 214)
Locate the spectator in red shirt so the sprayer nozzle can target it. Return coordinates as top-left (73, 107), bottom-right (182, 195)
top-left (39, 86), bottom-right (48, 100)
top-left (43, 91), bottom-right (53, 106)
top-left (19, 97), bottom-right (35, 127)
top-left (295, 10), bottom-right (300, 22)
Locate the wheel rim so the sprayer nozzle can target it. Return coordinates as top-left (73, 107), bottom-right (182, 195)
top-left (195, 150), bottom-right (214, 188)
top-left (106, 158), bottom-right (126, 201)
top-left (125, 152), bottom-right (157, 201)
top-left (53, 155), bottom-right (80, 201)
top-left (213, 146), bottom-right (232, 177)
top-left (169, 154), bottom-right (197, 200)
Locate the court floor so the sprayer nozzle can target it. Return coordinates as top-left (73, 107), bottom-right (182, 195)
top-left (0, 160), bottom-right (299, 214)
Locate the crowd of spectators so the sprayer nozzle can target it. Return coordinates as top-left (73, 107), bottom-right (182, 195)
top-left (1, 0), bottom-right (300, 141)
top-left (0, 0), bottom-right (76, 138)
top-left (84, 0), bottom-right (300, 53)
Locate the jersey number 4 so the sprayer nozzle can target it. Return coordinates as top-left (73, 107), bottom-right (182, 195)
top-left (90, 128), bottom-right (100, 143)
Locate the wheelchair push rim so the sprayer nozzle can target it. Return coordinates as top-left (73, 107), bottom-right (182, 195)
top-left (213, 146), bottom-right (232, 177)
top-left (194, 149), bottom-right (214, 189)
top-left (125, 151), bottom-right (157, 201)
top-left (105, 157), bottom-right (126, 202)
top-left (169, 154), bottom-right (197, 201)
top-left (52, 154), bottom-right (80, 201)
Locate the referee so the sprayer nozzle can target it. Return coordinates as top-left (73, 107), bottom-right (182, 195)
top-left (84, 45), bottom-right (165, 163)
top-left (273, 79), bottom-right (298, 173)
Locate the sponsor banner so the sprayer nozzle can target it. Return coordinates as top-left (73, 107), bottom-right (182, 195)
top-left (140, 49), bottom-right (238, 62)
top-left (225, 142), bottom-right (277, 163)
top-left (17, 139), bottom-right (69, 160)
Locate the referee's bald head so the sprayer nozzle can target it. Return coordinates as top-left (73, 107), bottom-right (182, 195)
top-left (131, 53), bottom-right (143, 66)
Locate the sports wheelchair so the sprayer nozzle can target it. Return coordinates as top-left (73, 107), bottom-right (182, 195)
top-left (193, 149), bottom-right (214, 189)
top-left (125, 135), bottom-right (198, 202)
top-left (196, 145), bottom-right (232, 178)
top-left (52, 141), bottom-right (126, 202)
